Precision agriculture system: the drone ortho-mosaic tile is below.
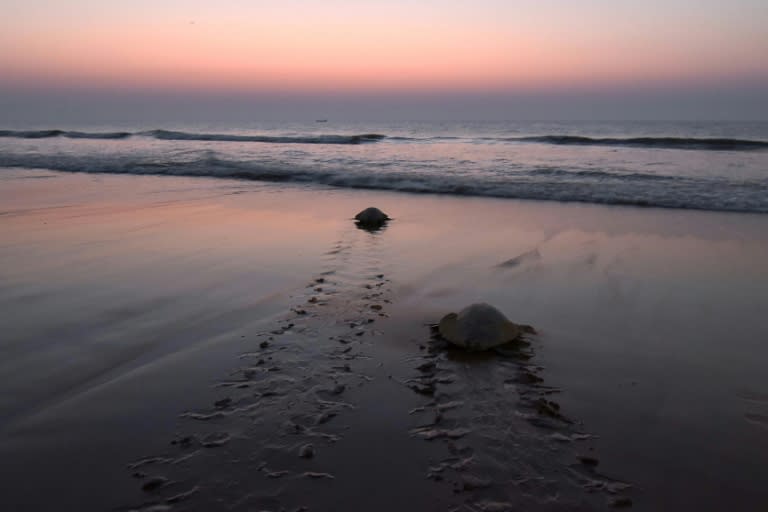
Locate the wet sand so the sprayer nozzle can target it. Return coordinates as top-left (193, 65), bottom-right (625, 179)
top-left (1, 169), bottom-right (767, 511)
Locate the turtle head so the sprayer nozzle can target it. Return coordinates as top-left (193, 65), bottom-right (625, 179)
top-left (438, 312), bottom-right (460, 344)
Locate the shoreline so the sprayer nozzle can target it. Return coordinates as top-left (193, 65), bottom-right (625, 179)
top-left (1, 169), bottom-right (767, 510)
top-left (4, 164), bottom-right (768, 217)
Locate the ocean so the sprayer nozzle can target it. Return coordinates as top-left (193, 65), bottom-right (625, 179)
top-left (1, 120), bottom-right (767, 213)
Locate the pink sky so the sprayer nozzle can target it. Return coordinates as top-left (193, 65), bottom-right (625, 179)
top-left (2, 0), bottom-right (767, 94)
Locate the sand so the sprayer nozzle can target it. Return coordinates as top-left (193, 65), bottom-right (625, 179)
top-left (1, 168), bottom-right (767, 511)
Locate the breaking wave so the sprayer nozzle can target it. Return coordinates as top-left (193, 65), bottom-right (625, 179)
top-left (144, 130), bottom-right (387, 144)
top-left (0, 129), bottom-right (386, 145)
top-left (2, 129), bottom-right (767, 151)
top-left (0, 129), bottom-right (133, 140)
top-left (502, 135), bottom-right (768, 151)
top-left (1, 152), bottom-right (766, 214)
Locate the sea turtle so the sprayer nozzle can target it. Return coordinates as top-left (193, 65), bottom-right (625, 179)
top-left (438, 303), bottom-right (531, 351)
top-left (354, 207), bottom-right (390, 229)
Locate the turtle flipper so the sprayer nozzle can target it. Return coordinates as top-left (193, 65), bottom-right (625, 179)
top-left (502, 321), bottom-right (522, 342)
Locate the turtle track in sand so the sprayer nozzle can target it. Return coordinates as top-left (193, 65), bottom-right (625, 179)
top-left (121, 226), bottom-right (395, 512)
top-left (402, 328), bottom-right (634, 511)
top-left (120, 222), bottom-right (632, 512)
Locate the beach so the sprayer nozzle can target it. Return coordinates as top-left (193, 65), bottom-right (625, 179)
top-left (3, 0), bottom-right (768, 507)
top-left (1, 168), bottom-right (767, 511)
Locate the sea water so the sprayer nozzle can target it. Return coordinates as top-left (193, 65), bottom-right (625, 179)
top-left (1, 120), bottom-right (767, 213)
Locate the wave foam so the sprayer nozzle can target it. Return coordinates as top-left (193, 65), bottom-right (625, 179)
top-left (1, 152), bottom-right (765, 214)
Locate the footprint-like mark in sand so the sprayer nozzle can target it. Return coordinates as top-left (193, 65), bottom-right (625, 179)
top-left (736, 389), bottom-right (768, 432)
top-left (744, 413), bottom-right (768, 430)
top-left (122, 225), bottom-right (395, 511)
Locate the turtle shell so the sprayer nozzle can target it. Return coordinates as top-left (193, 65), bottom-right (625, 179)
top-left (354, 207), bottom-right (389, 226)
top-left (438, 303), bottom-right (521, 351)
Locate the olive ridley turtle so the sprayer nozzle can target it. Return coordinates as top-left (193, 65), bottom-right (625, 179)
top-left (438, 302), bottom-right (532, 351)
top-left (354, 207), bottom-right (390, 229)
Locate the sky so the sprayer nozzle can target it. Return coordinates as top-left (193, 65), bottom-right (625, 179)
top-left (1, 0), bottom-right (767, 121)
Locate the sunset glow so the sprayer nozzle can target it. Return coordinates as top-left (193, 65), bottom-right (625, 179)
top-left (3, 0), bottom-right (767, 93)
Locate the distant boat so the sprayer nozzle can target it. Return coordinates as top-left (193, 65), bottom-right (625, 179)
top-left (315, 119), bottom-right (328, 123)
